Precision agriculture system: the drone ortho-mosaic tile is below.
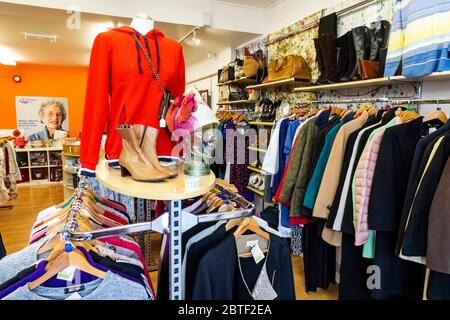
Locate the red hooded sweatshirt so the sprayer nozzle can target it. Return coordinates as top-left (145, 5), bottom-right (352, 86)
top-left (80, 26), bottom-right (185, 176)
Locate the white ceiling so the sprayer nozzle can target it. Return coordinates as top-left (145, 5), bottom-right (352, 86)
top-left (217, 0), bottom-right (281, 9)
top-left (0, 2), bottom-right (259, 66)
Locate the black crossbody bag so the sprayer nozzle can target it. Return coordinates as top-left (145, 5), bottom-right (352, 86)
top-left (131, 33), bottom-right (172, 127)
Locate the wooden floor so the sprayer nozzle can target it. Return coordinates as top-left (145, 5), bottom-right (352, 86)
top-left (0, 185), bottom-right (338, 300)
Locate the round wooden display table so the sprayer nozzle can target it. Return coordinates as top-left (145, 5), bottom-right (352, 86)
top-left (95, 160), bottom-right (216, 200)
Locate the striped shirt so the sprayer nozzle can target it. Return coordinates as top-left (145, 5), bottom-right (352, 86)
top-left (384, 0), bottom-right (450, 77)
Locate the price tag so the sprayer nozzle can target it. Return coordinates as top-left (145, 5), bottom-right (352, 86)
top-left (246, 240), bottom-right (259, 248)
top-left (57, 266), bottom-right (76, 282)
top-left (159, 118), bottom-right (166, 128)
top-left (251, 244), bottom-right (265, 264)
top-left (185, 177), bottom-right (200, 189)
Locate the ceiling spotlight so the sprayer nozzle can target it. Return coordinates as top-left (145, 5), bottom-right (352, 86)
top-left (23, 32), bottom-right (59, 43)
top-left (192, 31), bottom-right (201, 45)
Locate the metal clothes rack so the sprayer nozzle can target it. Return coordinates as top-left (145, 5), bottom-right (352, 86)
top-left (265, 0), bottom-right (381, 46)
top-left (216, 108), bottom-right (248, 113)
top-left (0, 143), bottom-right (14, 210)
top-left (63, 178), bottom-right (255, 300)
top-left (295, 97), bottom-right (450, 106)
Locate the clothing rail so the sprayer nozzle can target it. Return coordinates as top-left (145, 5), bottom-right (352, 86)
top-left (265, 19), bottom-right (320, 46)
top-left (335, 0), bottom-right (380, 17)
top-left (0, 145), bottom-right (14, 210)
top-left (66, 182), bottom-right (255, 242)
top-left (265, 0), bottom-right (381, 46)
top-left (214, 183), bottom-right (253, 209)
top-left (61, 175), bottom-right (89, 241)
top-left (217, 108), bottom-right (248, 113)
top-left (295, 98), bottom-right (450, 105)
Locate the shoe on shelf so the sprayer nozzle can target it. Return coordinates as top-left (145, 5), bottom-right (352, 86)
top-left (136, 125), bottom-right (179, 178)
top-left (117, 125), bottom-right (170, 182)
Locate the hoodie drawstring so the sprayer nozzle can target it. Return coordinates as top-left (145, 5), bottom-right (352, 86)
top-left (134, 29), bottom-right (161, 76)
top-left (135, 30), bottom-right (144, 74)
top-left (144, 34), bottom-right (161, 78)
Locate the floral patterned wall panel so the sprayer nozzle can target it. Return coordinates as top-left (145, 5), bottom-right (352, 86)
top-left (265, 11), bottom-right (323, 113)
top-left (267, 11), bottom-right (323, 81)
top-left (236, 37), bottom-right (267, 61)
top-left (326, 0), bottom-right (396, 36)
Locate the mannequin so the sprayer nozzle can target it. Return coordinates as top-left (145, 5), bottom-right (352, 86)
top-left (130, 13), bottom-right (154, 35)
top-left (79, 14), bottom-right (186, 178)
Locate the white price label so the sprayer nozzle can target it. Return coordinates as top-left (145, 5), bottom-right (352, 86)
top-left (57, 266), bottom-right (76, 282)
top-left (251, 244), bottom-right (265, 264)
top-left (246, 240), bottom-right (259, 248)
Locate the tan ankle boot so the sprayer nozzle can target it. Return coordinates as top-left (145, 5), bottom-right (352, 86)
top-left (136, 125), bottom-right (179, 178)
top-left (117, 125), bottom-right (169, 182)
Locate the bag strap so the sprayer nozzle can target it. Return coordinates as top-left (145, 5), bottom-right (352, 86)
top-left (131, 33), bottom-right (165, 93)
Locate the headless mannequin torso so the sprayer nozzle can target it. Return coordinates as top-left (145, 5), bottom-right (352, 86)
top-left (130, 14), bottom-right (154, 35)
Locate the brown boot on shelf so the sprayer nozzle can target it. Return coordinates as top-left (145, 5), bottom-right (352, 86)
top-left (117, 125), bottom-right (169, 182)
top-left (136, 125), bottom-right (179, 178)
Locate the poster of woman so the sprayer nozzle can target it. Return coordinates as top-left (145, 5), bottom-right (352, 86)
top-left (15, 97), bottom-right (69, 141)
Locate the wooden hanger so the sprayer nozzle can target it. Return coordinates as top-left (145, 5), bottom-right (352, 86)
top-left (28, 245), bottom-right (106, 291)
top-left (226, 217), bottom-right (245, 231)
top-left (424, 109), bottom-right (448, 125)
top-left (304, 108), bottom-right (318, 119)
top-left (395, 107), bottom-right (404, 117)
top-left (368, 107), bottom-right (379, 117)
top-left (234, 217), bottom-right (270, 240)
top-left (339, 108), bottom-right (351, 119)
top-left (202, 191), bottom-right (214, 202)
top-left (38, 216), bottom-right (101, 256)
top-left (215, 179), bottom-right (239, 193)
top-left (234, 218), bottom-right (270, 258)
top-left (400, 109), bottom-right (419, 123)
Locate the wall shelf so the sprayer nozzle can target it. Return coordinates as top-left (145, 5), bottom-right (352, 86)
top-left (247, 78), bottom-right (312, 90)
top-left (62, 153), bottom-right (80, 157)
top-left (294, 71), bottom-right (450, 92)
top-left (217, 77), bottom-right (258, 87)
top-left (217, 100), bottom-right (258, 106)
top-left (247, 166), bottom-right (269, 175)
top-left (248, 146), bottom-right (267, 153)
top-left (246, 185), bottom-right (264, 197)
top-left (16, 147), bottom-right (63, 185)
top-left (248, 121), bottom-right (275, 127)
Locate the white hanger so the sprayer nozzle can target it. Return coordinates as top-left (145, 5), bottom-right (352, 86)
top-left (130, 13), bottom-right (155, 35)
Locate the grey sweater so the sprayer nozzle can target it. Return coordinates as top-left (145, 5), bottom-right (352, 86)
top-left (3, 271), bottom-right (150, 300)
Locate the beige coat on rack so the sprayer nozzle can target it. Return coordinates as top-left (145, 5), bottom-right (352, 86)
top-left (313, 111), bottom-right (369, 247)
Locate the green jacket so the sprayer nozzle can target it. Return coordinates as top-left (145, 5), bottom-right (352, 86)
top-left (279, 116), bottom-right (319, 217)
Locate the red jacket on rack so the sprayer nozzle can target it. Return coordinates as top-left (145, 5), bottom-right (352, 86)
top-left (79, 26), bottom-right (186, 176)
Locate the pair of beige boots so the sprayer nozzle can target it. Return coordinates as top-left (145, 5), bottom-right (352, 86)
top-left (117, 125), bottom-right (178, 182)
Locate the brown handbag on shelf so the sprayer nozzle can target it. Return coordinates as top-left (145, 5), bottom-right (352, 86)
top-left (263, 55), bottom-right (311, 83)
top-left (243, 56), bottom-right (261, 78)
top-left (358, 60), bottom-right (379, 80)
